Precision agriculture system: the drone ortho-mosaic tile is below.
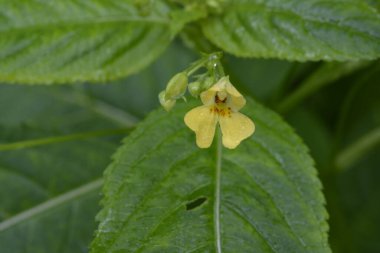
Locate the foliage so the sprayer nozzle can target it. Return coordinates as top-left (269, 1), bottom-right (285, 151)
top-left (91, 99), bottom-right (329, 252)
top-left (0, 0), bottom-right (379, 253)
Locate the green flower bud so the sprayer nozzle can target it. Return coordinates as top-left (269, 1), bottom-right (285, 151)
top-left (165, 72), bottom-right (188, 100)
top-left (201, 77), bottom-right (214, 90)
top-left (188, 81), bottom-right (202, 97)
top-left (159, 90), bottom-right (176, 111)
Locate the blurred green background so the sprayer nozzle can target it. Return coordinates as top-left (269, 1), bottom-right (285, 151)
top-left (0, 40), bottom-right (379, 253)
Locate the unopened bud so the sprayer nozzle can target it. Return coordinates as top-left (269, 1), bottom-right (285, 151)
top-left (165, 72), bottom-right (188, 100)
top-left (201, 77), bottom-right (214, 90)
top-left (188, 81), bottom-right (202, 97)
top-left (159, 90), bottom-right (176, 111)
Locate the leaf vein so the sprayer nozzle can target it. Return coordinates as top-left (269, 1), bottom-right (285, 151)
top-left (224, 202), bottom-right (277, 253)
top-left (224, 158), bottom-right (308, 250)
top-left (106, 148), bottom-right (200, 250)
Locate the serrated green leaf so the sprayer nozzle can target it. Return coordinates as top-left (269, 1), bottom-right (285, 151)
top-left (202, 0), bottom-right (380, 61)
top-left (179, 24), bottom-right (219, 53)
top-left (0, 0), bottom-right (185, 84)
top-left (285, 108), bottom-right (333, 171)
top-left (278, 61), bottom-right (370, 113)
top-left (91, 99), bottom-right (330, 252)
top-left (0, 179), bottom-right (102, 253)
top-left (224, 57), bottom-right (295, 102)
top-left (0, 41), bottom-right (197, 253)
top-left (0, 85), bottom-right (127, 253)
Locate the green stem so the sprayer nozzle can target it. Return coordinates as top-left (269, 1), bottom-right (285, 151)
top-left (0, 128), bottom-right (132, 151)
top-left (335, 127), bottom-right (380, 171)
top-left (185, 52), bottom-right (223, 77)
top-left (215, 61), bottom-right (225, 80)
top-left (277, 61), bottom-right (367, 113)
top-left (214, 127), bottom-right (222, 253)
top-left (334, 65), bottom-right (378, 150)
top-left (212, 56), bottom-right (224, 253)
top-left (57, 90), bottom-right (139, 127)
top-left (186, 57), bottom-right (209, 76)
top-left (0, 178), bottom-right (102, 231)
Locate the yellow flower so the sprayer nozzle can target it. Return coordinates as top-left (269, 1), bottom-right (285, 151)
top-left (184, 76), bottom-right (255, 149)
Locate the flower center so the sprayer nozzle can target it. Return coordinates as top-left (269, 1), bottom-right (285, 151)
top-left (214, 91), bottom-right (227, 104)
top-left (210, 92), bottom-right (231, 117)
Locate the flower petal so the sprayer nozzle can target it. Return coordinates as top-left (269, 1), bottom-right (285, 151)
top-left (224, 77), bottom-right (246, 111)
top-left (184, 105), bottom-right (218, 148)
top-left (200, 77), bottom-right (227, 105)
top-left (200, 87), bottom-right (219, 106)
top-left (219, 112), bottom-right (255, 149)
top-left (201, 76), bottom-right (246, 110)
